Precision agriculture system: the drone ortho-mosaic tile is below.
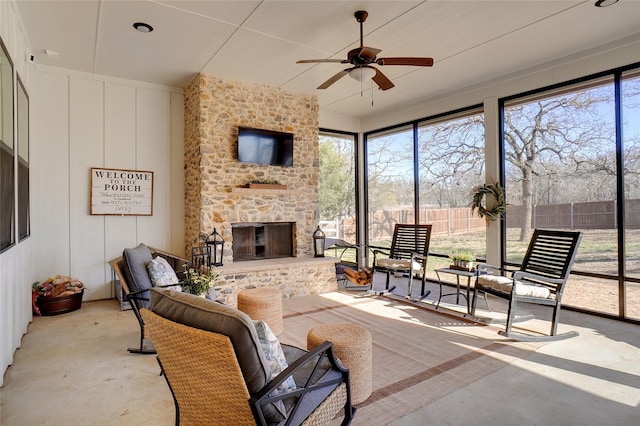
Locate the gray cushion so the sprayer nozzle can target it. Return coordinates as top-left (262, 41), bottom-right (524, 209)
top-left (122, 243), bottom-right (153, 308)
top-left (149, 288), bottom-right (286, 422)
top-left (281, 344), bottom-right (342, 425)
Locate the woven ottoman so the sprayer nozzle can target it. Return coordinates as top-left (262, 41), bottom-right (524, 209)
top-left (306, 323), bottom-right (372, 404)
top-left (237, 288), bottom-right (284, 336)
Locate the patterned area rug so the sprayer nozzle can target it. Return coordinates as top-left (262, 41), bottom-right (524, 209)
top-left (280, 292), bottom-right (544, 426)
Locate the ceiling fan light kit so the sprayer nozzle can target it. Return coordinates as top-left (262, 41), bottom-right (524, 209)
top-left (297, 10), bottom-right (433, 91)
top-left (349, 66), bottom-right (376, 82)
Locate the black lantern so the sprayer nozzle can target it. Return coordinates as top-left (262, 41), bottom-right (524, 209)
top-left (206, 228), bottom-right (225, 267)
top-left (313, 226), bottom-right (326, 257)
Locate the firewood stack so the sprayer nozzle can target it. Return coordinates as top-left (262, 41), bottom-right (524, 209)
top-left (343, 267), bottom-right (372, 286)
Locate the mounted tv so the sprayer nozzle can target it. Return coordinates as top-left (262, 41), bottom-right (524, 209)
top-left (237, 127), bottom-right (294, 167)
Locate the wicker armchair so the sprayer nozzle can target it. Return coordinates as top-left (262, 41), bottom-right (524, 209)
top-left (142, 288), bottom-right (355, 426)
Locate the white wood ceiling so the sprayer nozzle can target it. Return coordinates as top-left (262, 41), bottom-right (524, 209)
top-left (15, 0), bottom-right (640, 120)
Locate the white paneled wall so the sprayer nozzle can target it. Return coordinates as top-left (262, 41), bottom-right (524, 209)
top-left (1, 56), bottom-right (184, 382)
top-left (32, 68), bottom-right (184, 302)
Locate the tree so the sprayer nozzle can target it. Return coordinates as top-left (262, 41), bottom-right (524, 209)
top-left (318, 134), bottom-right (355, 226)
top-left (318, 141), bottom-right (350, 220)
top-left (417, 113), bottom-right (485, 208)
top-left (504, 87), bottom-right (615, 241)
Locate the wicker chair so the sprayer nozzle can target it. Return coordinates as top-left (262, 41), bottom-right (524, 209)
top-left (109, 244), bottom-right (189, 354)
top-left (141, 288), bottom-right (355, 425)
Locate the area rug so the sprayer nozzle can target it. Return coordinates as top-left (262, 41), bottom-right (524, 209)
top-left (279, 292), bottom-right (544, 426)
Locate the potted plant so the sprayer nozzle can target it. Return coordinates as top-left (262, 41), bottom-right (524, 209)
top-left (181, 265), bottom-right (219, 298)
top-left (247, 179), bottom-right (287, 190)
top-left (449, 252), bottom-right (475, 271)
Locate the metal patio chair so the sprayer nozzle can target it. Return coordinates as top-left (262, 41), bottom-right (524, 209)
top-left (470, 229), bottom-right (582, 341)
top-left (371, 224), bottom-right (432, 299)
top-left (109, 244), bottom-right (189, 354)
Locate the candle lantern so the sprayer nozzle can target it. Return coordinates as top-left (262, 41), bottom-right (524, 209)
top-left (313, 226), bottom-right (326, 257)
top-left (206, 228), bottom-right (225, 267)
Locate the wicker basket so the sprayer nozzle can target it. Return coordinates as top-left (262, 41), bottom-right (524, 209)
top-left (38, 291), bottom-right (84, 316)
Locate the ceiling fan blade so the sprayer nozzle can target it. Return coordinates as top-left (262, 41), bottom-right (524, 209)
top-left (372, 68), bottom-right (394, 91)
top-left (358, 46), bottom-right (382, 61)
top-left (376, 57), bottom-right (434, 67)
top-left (317, 69), bottom-right (350, 89)
top-left (297, 59), bottom-right (347, 64)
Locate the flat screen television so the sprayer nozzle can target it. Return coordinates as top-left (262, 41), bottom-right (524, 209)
top-left (237, 127), bottom-right (294, 167)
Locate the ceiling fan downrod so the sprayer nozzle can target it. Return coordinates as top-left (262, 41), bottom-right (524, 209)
top-left (355, 10), bottom-right (368, 47)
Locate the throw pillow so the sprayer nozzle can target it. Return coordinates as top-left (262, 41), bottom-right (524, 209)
top-left (253, 320), bottom-right (297, 395)
top-left (147, 257), bottom-right (182, 292)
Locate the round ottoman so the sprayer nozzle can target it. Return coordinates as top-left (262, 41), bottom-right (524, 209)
top-left (306, 323), bottom-right (372, 404)
top-left (237, 288), bottom-right (284, 336)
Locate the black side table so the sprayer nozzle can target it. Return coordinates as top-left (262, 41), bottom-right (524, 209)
top-left (435, 267), bottom-right (488, 314)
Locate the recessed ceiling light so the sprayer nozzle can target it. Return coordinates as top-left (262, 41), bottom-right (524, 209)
top-left (595, 0), bottom-right (619, 7)
top-left (133, 22), bottom-right (153, 33)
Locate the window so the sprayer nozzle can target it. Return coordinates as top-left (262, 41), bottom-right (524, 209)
top-left (502, 68), bottom-right (640, 320)
top-left (622, 70), bottom-right (640, 320)
top-left (417, 109), bottom-right (486, 276)
top-left (17, 76), bottom-right (29, 241)
top-left (0, 38), bottom-right (14, 252)
top-left (365, 108), bottom-right (486, 279)
top-left (366, 125), bottom-right (414, 246)
top-left (318, 130), bottom-right (358, 249)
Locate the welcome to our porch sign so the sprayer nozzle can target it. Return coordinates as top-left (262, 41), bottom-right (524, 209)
top-left (90, 168), bottom-right (154, 216)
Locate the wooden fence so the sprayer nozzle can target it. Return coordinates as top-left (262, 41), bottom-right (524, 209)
top-left (506, 199), bottom-right (640, 229)
top-left (323, 208), bottom-right (484, 241)
top-left (325, 199), bottom-right (640, 241)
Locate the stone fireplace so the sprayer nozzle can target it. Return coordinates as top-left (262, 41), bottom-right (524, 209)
top-left (183, 74), bottom-right (337, 305)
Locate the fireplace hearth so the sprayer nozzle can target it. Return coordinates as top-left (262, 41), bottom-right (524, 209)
top-left (232, 222), bottom-right (294, 262)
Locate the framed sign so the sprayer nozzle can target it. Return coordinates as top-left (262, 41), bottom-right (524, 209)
top-left (90, 167), bottom-right (154, 215)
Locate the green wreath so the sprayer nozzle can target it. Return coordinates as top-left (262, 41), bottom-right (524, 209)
top-left (470, 182), bottom-right (507, 221)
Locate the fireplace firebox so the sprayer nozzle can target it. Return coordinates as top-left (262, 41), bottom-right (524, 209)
top-left (232, 222), bottom-right (294, 262)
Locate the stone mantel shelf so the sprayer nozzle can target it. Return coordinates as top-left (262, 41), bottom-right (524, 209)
top-left (231, 186), bottom-right (295, 195)
top-left (217, 256), bottom-right (338, 274)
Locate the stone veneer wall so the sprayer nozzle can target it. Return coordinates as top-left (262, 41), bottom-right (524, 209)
top-left (214, 258), bottom-right (338, 307)
top-left (184, 74), bottom-right (336, 300)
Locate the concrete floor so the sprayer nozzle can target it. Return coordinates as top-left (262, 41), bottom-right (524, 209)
top-left (395, 303), bottom-right (640, 425)
top-left (357, 275), bottom-right (640, 425)
top-left (1, 277), bottom-right (639, 425)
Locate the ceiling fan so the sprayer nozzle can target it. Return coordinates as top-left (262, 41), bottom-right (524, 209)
top-left (297, 10), bottom-right (434, 91)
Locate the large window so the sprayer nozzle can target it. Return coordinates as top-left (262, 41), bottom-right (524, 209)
top-left (366, 125), bottom-right (415, 244)
top-left (318, 130), bottom-right (357, 247)
top-left (502, 69), bottom-right (640, 320)
top-left (0, 38), bottom-right (14, 253)
top-left (17, 76), bottom-right (29, 241)
top-left (417, 110), bottom-right (485, 276)
top-left (622, 70), bottom-right (640, 320)
top-left (365, 108), bottom-right (486, 279)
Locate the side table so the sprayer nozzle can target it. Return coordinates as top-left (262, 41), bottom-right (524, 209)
top-left (435, 267), bottom-right (488, 314)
